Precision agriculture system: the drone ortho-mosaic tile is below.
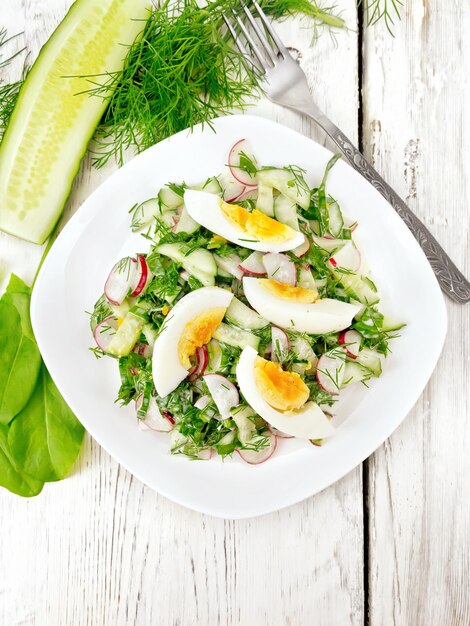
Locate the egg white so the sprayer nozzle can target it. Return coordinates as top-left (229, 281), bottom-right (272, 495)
top-left (184, 190), bottom-right (305, 253)
top-left (242, 277), bottom-right (362, 334)
top-left (236, 346), bottom-right (335, 439)
top-left (152, 287), bottom-right (234, 397)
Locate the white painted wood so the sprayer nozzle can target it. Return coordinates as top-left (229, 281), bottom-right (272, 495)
top-left (0, 2), bottom-right (364, 625)
top-left (363, 2), bottom-right (470, 625)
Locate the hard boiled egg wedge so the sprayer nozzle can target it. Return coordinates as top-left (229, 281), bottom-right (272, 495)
top-left (243, 277), bottom-right (362, 334)
top-left (236, 346), bottom-right (334, 439)
top-left (184, 190), bottom-right (305, 253)
top-left (152, 287), bottom-right (233, 397)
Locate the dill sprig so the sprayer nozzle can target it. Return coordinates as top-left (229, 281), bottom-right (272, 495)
top-left (361, 0), bottom-right (403, 36)
top-left (0, 29), bottom-right (28, 143)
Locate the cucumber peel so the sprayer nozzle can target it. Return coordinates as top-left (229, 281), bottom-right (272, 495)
top-left (0, 0), bottom-right (150, 244)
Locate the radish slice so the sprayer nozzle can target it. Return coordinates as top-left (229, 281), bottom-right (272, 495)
top-left (130, 255), bottom-right (152, 297)
top-left (104, 257), bottom-right (137, 305)
top-left (238, 431), bottom-right (277, 464)
top-left (262, 253), bottom-right (296, 286)
top-left (133, 342), bottom-right (152, 358)
top-left (316, 348), bottom-right (347, 395)
top-left (239, 251), bottom-right (266, 276)
top-left (189, 345), bottom-right (209, 381)
top-left (338, 329), bottom-right (362, 359)
top-left (271, 326), bottom-right (290, 363)
top-left (215, 254), bottom-right (244, 280)
top-left (219, 170), bottom-right (246, 203)
top-left (329, 241), bottom-right (361, 272)
top-left (292, 236), bottom-right (310, 258)
top-left (180, 270), bottom-right (190, 282)
top-left (194, 395), bottom-right (211, 410)
top-left (228, 138), bottom-right (257, 187)
top-left (93, 316), bottom-right (119, 352)
top-left (203, 374), bottom-right (239, 419)
top-left (236, 186), bottom-right (258, 202)
top-left (135, 395), bottom-right (173, 432)
top-left (269, 425), bottom-right (294, 439)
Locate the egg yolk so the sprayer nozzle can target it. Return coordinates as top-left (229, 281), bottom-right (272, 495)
top-left (220, 202), bottom-right (295, 243)
top-left (254, 356), bottom-right (310, 411)
top-left (178, 307), bottom-right (226, 369)
top-left (261, 279), bottom-right (318, 303)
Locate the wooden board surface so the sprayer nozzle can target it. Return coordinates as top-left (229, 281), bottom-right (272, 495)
top-left (362, 2), bottom-right (470, 625)
top-left (0, 2), bottom-right (366, 625)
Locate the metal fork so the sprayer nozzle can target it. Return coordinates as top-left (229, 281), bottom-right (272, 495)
top-left (223, 1), bottom-right (470, 304)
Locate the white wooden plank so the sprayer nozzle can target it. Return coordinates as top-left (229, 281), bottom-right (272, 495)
top-left (363, 3), bottom-right (470, 624)
top-left (0, 2), bottom-right (364, 625)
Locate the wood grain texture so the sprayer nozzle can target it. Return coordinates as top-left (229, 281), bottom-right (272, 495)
top-left (0, 2), bottom-right (365, 625)
top-left (362, 2), bottom-right (470, 625)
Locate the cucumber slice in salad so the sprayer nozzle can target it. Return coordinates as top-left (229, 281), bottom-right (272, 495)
top-left (225, 297), bottom-right (268, 330)
top-left (213, 323), bottom-right (260, 350)
top-left (107, 312), bottom-right (145, 357)
top-left (257, 168), bottom-right (310, 209)
top-left (0, 0), bottom-right (150, 244)
top-left (274, 195), bottom-right (300, 231)
top-left (158, 186), bottom-right (184, 210)
top-left (156, 243), bottom-right (217, 286)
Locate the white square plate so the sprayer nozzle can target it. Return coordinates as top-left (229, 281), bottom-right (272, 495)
top-left (31, 115), bottom-right (447, 519)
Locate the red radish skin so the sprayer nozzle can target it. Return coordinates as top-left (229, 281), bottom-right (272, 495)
top-left (130, 255), bottom-right (152, 297)
top-left (236, 186), bottom-right (259, 202)
top-left (135, 395), bottom-right (173, 432)
top-left (104, 257), bottom-right (137, 305)
top-left (228, 138), bottom-right (257, 187)
top-left (93, 316), bottom-right (119, 352)
top-left (238, 432), bottom-right (277, 464)
top-left (226, 187), bottom-right (246, 203)
top-left (329, 257), bottom-right (337, 268)
top-left (338, 329), bottom-right (362, 359)
top-left (189, 345), bottom-right (209, 381)
top-left (239, 251), bottom-right (266, 276)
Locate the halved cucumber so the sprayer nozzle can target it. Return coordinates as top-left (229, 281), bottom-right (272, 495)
top-left (107, 312), bottom-right (145, 357)
top-left (191, 176), bottom-right (223, 195)
top-left (173, 206), bottom-right (200, 235)
top-left (213, 323), bottom-right (260, 350)
top-left (356, 348), bottom-right (382, 376)
top-left (335, 271), bottom-right (380, 305)
top-left (256, 183), bottom-right (274, 216)
top-left (0, 0), bottom-right (150, 244)
top-left (158, 186), bottom-right (184, 210)
top-left (225, 297), bottom-right (268, 330)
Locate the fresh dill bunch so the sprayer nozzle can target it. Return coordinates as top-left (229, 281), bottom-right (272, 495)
top-left (360, 0), bottom-right (403, 36)
top-left (0, 29), bottom-right (28, 143)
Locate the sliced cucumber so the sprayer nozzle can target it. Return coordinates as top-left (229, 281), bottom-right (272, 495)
top-left (231, 405), bottom-right (257, 445)
top-left (342, 361), bottom-right (372, 387)
top-left (356, 348), bottom-right (382, 376)
top-left (0, 0), bottom-right (150, 244)
top-left (274, 195), bottom-right (299, 230)
top-left (297, 265), bottom-right (317, 292)
top-left (173, 206), bottom-right (200, 234)
top-left (158, 186), bottom-right (184, 209)
top-left (335, 271), bottom-right (380, 305)
top-left (328, 200), bottom-right (344, 237)
top-left (256, 182), bottom-right (274, 216)
top-left (191, 176), bottom-right (223, 195)
top-left (213, 323), bottom-right (260, 350)
top-left (225, 297), bottom-right (268, 330)
top-left (257, 168), bottom-right (310, 209)
top-left (107, 312), bottom-right (145, 357)
top-left (156, 243), bottom-right (216, 286)
top-left (109, 298), bottom-right (132, 319)
top-left (382, 317), bottom-right (406, 332)
top-left (130, 198), bottom-right (159, 232)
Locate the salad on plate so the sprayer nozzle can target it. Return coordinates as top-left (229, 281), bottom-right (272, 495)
top-left (89, 139), bottom-right (403, 464)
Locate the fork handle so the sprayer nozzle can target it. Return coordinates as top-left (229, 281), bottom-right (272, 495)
top-left (303, 112), bottom-right (470, 304)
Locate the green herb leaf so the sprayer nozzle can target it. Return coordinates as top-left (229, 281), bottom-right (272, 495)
top-left (8, 363), bottom-right (84, 482)
top-left (0, 275), bottom-right (41, 424)
top-left (0, 424), bottom-right (43, 497)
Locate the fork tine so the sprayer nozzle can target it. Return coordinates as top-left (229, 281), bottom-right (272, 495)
top-left (232, 10), bottom-right (269, 71)
top-left (241, 3), bottom-right (278, 65)
top-left (223, 14), bottom-right (263, 73)
top-left (250, 0), bottom-right (289, 58)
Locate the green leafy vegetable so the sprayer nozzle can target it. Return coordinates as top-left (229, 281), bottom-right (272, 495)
top-left (0, 275), bottom-right (41, 424)
top-left (0, 274), bottom-right (84, 496)
top-left (0, 424), bottom-right (43, 497)
top-left (8, 364), bottom-right (84, 482)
